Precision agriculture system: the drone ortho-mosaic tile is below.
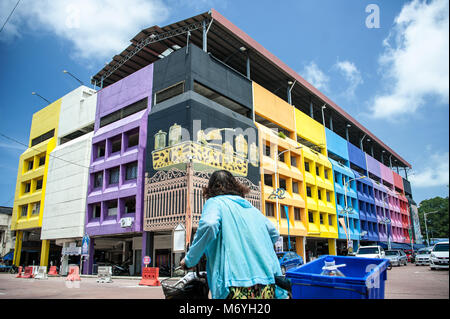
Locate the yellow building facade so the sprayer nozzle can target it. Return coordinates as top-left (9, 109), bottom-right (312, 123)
top-left (253, 82), bottom-right (337, 259)
top-left (12, 99), bottom-right (61, 267)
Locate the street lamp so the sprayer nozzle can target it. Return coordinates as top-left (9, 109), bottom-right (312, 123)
top-left (343, 175), bottom-right (366, 250)
top-left (63, 70), bottom-right (84, 85)
top-left (424, 211), bottom-right (439, 246)
top-left (31, 92), bottom-right (50, 104)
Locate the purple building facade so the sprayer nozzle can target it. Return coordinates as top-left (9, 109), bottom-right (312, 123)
top-left (84, 64), bottom-right (153, 274)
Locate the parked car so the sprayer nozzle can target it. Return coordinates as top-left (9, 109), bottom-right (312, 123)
top-left (415, 247), bottom-right (432, 266)
top-left (355, 246), bottom-right (386, 259)
top-left (277, 251), bottom-right (303, 275)
top-left (384, 250), bottom-right (407, 266)
top-left (430, 241), bottom-right (449, 270)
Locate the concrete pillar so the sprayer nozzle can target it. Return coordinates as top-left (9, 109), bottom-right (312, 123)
top-left (40, 239), bottom-right (50, 267)
top-left (142, 231), bottom-right (154, 268)
top-left (61, 242), bottom-right (69, 276)
top-left (295, 236), bottom-right (305, 262)
top-left (13, 230), bottom-right (23, 266)
top-left (328, 238), bottom-right (337, 255)
top-left (84, 238), bottom-right (95, 274)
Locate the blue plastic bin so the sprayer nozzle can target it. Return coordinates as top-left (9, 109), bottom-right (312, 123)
top-left (285, 255), bottom-right (389, 299)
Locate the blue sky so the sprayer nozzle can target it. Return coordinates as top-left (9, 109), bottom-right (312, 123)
top-left (0, 0), bottom-right (448, 207)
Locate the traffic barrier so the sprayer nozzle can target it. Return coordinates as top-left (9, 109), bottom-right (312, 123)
top-left (97, 266), bottom-right (113, 283)
top-left (65, 265), bottom-right (81, 281)
top-left (48, 266), bottom-right (58, 276)
top-left (32, 266), bottom-right (39, 277)
top-left (22, 267), bottom-right (34, 279)
top-left (15, 266), bottom-right (23, 278)
top-left (139, 267), bottom-right (161, 286)
top-left (35, 266), bottom-right (48, 280)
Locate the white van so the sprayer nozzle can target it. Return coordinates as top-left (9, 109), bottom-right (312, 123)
top-left (355, 246), bottom-right (386, 259)
top-left (430, 241), bottom-right (449, 270)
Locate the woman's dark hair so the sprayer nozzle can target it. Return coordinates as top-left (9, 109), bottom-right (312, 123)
top-left (203, 170), bottom-right (250, 200)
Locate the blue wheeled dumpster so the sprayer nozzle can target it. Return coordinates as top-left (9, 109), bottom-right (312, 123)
top-left (285, 255), bottom-right (389, 299)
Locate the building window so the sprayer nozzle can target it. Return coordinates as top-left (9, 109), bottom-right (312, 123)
top-left (124, 197), bottom-right (136, 214)
top-left (292, 182), bottom-right (299, 194)
top-left (317, 189), bottom-right (322, 200)
top-left (290, 156), bottom-right (297, 168)
top-left (155, 82), bottom-right (184, 104)
top-left (21, 205), bottom-right (28, 217)
top-left (280, 206), bottom-right (287, 219)
top-left (39, 155), bottom-right (46, 166)
top-left (107, 200), bottom-right (118, 216)
top-left (31, 129), bottom-right (55, 147)
top-left (308, 211), bottom-right (314, 223)
top-left (31, 202), bottom-right (40, 215)
top-left (304, 162), bottom-right (310, 172)
top-left (329, 215), bottom-right (333, 226)
top-left (335, 173), bottom-right (339, 184)
top-left (326, 191), bottom-right (331, 202)
top-left (93, 204), bottom-right (101, 219)
top-left (27, 160), bottom-right (34, 171)
top-left (24, 182), bottom-right (31, 193)
top-left (306, 186), bottom-right (312, 198)
top-left (264, 144), bottom-right (271, 157)
top-left (109, 167), bottom-right (120, 185)
top-left (111, 138), bottom-right (121, 154)
top-left (278, 152), bottom-right (285, 163)
top-left (320, 214), bottom-right (324, 224)
top-left (94, 171), bottom-right (103, 188)
top-left (127, 130), bottom-right (139, 148)
top-left (324, 169), bottom-right (329, 180)
top-left (279, 178), bottom-right (287, 190)
top-left (316, 166), bottom-right (320, 176)
top-left (264, 174), bottom-right (273, 187)
top-left (125, 162), bottom-right (138, 181)
top-left (96, 142), bottom-right (106, 159)
top-left (294, 207), bottom-right (301, 221)
top-left (265, 202), bottom-right (275, 217)
top-left (36, 179), bottom-right (43, 190)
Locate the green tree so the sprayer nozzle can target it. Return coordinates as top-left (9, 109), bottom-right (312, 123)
top-left (418, 196), bottom-right (449, 244)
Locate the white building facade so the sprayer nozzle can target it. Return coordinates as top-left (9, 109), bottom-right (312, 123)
top-left (41, 86), bottom-right (96, 274)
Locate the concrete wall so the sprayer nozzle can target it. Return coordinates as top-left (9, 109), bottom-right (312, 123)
top-left (41, 133), bottom-right (93, 240)
top-left (58, 86), bottom-right (97, 139)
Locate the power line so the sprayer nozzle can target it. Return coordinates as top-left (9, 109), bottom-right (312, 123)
top-left (0, 0), bottom-right (21, 34)
top-left (0, 133), bottom-right (91, 170)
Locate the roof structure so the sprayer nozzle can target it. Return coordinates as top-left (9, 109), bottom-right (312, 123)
top-left (91, 9), bottom-right (411, 169)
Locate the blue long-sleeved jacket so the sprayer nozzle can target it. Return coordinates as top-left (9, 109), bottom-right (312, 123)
top-left (184, 195), bottom-right (287, 299)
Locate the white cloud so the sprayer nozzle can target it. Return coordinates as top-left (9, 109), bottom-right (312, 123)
top-left (301, 61), bottom-right (330, 91)
top-left (334, 60), bottom-right (363, 98)
top-left (409, 152), bottom-right (449, 188)
top-left (370, 0), bottom-right (449, 119)
top-left (0, 0), bottom-right (170, 61)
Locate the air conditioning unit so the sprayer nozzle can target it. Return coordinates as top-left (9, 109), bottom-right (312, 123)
top-left (120, 217), bottom-right (133, 228)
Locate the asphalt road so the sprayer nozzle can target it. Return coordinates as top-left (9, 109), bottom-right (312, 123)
top-left (0, 263), bottom-right (448, 299)
top-left (385, 263), bottom-right (448, 299)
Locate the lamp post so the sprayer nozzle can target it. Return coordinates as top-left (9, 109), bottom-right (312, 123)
top-left (63, 70), bottom-right (84, 86)
top-left (424, 211), bottom-right (439, 246)
top-left (343, 175), bottom-right (366, 249)
top-left (379, 217), bottom-right (392, 250)
top-left (31, 92), bottom-right (50, 104)
top-left (272, 145), bottom-right (303, 251)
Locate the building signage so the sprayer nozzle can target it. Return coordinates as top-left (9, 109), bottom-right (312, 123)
top-left (143, 256), bottom-right (151, 265)
top-left (81, 234), bottom-right (90, 256)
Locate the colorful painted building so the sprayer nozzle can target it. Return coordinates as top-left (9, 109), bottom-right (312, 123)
top-left (11, 97), bottom-right (61, 267)
top-left (83, 64), bottom-right (153, 275)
